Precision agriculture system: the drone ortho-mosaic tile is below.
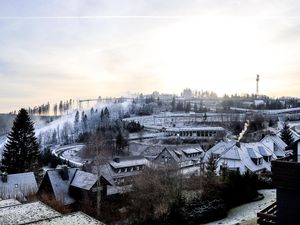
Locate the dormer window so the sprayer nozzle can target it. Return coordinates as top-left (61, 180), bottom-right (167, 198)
top-left (263, 156), bottom-right (272, 162)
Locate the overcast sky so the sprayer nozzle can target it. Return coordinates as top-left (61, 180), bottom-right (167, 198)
top-left (1, 0), bottom-right (300, 112)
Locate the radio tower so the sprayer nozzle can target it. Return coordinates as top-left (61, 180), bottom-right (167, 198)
top-left (256, 74), bottom-right (260, 97)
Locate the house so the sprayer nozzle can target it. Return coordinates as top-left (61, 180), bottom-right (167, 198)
top-left (153, 146), bottom-right (205, 175)
top-left (0, 172), bottom-right (38, 201)
top-left (260, 134), bottom-right (287, 158)
top-left (91, 156), bottom-right (151, 195)
top-left (204, 138), bottom-right (278, 174)
top-left (38, 166), bottom-right (77, 205)
top-left (69, 170), bottom-right (111, 205)
top-left (38, 165), bottom-right (112, 205)
top-left (107, 156), bottom-right (150, 186)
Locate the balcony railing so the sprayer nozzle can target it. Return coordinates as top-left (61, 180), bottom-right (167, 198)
top-left (272, 155), bottom-right (300, 190)
top-left (257, 202), bottom-right (277, 225)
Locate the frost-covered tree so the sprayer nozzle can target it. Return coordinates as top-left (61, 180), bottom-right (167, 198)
top-left (74, 110), bottom-right (80, 137)
top-left (2, 108), bottom-right (40, 174)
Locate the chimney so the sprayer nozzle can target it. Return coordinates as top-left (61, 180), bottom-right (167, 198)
top-left (1, 172), bottom-right (7, 183)
top-left (61, 165), bottom-right (69, 180)
top-left (113, 157), bottom-right (120, 163)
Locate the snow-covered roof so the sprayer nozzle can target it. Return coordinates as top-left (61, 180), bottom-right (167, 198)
top-left (205, 140), bottom-right (236, 160)
top-left (0, 172), bottom-right (38, 200)
top-left (182, 148), bottom-right (202, 155)
top-left (70, 170), bottom-right (97, 191)
top-left (261, 135), bottom-right (287, 149)
top-left (221, 146), bottom-right (241, 160)
top-left (166, 127), bottom-right (225, 132)
top-left (154, 146), bottom-right (204, 166)
top-left (260, 135), bottom-right (287, 158)
top-left (258, 146), bottom-right (272, 157)
top-left (247, 147), bottom-right (262, 159)
top-left (45, 168), bottom-right (77, 205)
top-left (109, 156), bottom-right (149, 169)
top-left (0, 199), bottom-right (21, 208)
top-left (0, 201), bottom-right (61, 225)
top-left (205, 140), bottom-right (277, 174)
top-left (28, 212), bottom-right (105, 225)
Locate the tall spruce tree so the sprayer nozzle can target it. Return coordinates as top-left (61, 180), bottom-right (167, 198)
top-left (280, 122), bottom-right (294, 146)
top-left (2, 108), bottom-right (40, 174)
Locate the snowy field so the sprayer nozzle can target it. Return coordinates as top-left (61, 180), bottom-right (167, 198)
top-left (205, 189), bottom-right (276, 225)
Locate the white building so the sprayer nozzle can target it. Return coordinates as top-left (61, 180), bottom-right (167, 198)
top-left (204, 135), bottom-right (287, 174)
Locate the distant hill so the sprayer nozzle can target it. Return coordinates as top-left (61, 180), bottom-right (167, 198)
top-left (0, 113), bottom-right (60, 136)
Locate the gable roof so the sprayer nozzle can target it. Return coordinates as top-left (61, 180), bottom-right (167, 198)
top-left (45, 168), bottom-right (77, 205)
top-left (206, 140), bottom-right (277, 173)
top-left (155, 146), bottom-right (204, 165)
top-left (221, 146), bottom-right (241, 160)
top-left (70, 170), bottom-right (98, 191)
top-left (0, 172), bottom-right (38, 200)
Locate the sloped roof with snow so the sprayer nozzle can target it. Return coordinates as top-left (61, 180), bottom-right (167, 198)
top-left (247, 147), bottom-right (262, 159)
top-left (0, 172), bottom-right (38, 200)
top-left (260, 135), bottom-right (287, 158)
top-left (182, 148), bottom-right (202, 155)
top-left (206, 141), bottom-right (277, 174)
top-left (154, 146), bottom-right (204, 166)
top-left (0, 201), bottom-right (61, 225)
top-left (204, 140), bottom-right (236, 161)
top-left (239, 143), bottom-right (275, 172)
top-left (258, 146), bottom-right (272, 157)
top-left (45, 168), bottom-right (77, 205)
top-left (221, 146), bottom-right (241, 160)
top-left (28, 211), bottom-right (105, 225)
top-left (0, 199), bottom-right (21, 208)
top-left (70, 170), bottom-right (97, 191)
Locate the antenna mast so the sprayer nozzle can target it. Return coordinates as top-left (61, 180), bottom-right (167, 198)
top-left (256, 74), bottom-right (260, 96)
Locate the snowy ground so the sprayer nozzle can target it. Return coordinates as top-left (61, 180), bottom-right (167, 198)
top-left (204, 189), bottom-right (276, 225)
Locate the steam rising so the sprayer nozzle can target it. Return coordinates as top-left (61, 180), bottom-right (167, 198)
top-left (238, 120), bottom-right (249, 142)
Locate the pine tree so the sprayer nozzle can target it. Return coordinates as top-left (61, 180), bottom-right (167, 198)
top-left (280, 122), bottom-right (294, 146)
top-left (2, 108), bottom-right (40, 174)
top-left (206, 154), bottom-right (218, 176)
top-left (116, 130), bottom-right (128, 155)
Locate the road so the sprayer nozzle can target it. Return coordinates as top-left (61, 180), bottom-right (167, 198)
top-left (205, 189), bottom-right (276, 225)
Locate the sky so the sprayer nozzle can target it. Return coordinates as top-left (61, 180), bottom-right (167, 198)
top-left (1, 0), bottom-right (300, 112)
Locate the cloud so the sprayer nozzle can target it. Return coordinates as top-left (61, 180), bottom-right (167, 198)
top-left (1, 0), bottom-right (300, 112)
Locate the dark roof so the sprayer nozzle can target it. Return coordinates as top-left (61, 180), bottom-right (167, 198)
top-left (0, 172), bottom-right (38, 200)
top-left (45, 168), bottom-right (77, 205)
top-left (70, 170), bottom-right (98, 191)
